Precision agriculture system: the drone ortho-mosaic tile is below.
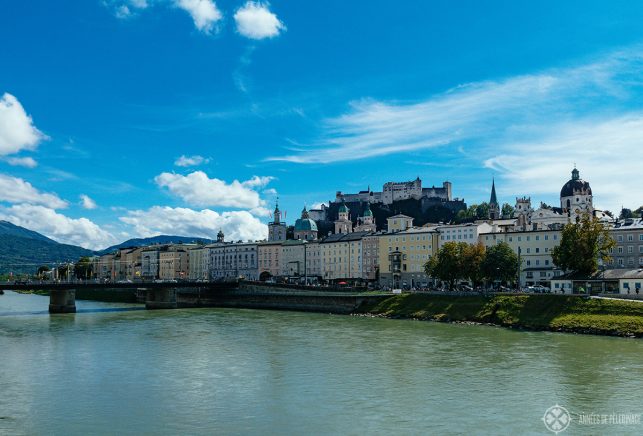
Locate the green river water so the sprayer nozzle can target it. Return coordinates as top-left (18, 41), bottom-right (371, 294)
top-left (1, 291), bottom-right (642, 435)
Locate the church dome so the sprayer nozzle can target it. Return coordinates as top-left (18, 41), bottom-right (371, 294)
top-left (363, 204), bottom-right (373, 217)
top-left (560, 168), bottom-right (592, 198)
top-left (294, 217), bottom-right (318, 232)
top-left (338, 202), bottom-right (349, 213)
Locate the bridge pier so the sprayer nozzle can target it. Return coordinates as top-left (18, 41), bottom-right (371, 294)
top-left (49, 289), bottom-right (76, 314)
top-left (145, 288), bottom-right (177, 310)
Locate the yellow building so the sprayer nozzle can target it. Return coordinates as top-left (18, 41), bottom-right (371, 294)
top-left (319, 232), bottom-right (367, 282)
top-left (378, 227), bottom-right (438, 288)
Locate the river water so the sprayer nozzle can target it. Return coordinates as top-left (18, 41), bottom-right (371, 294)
top-left (1, 291), bottom-right (642, 435)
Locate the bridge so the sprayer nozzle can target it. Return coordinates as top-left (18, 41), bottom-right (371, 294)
top-left (0, 281), bottom-right (238, 313)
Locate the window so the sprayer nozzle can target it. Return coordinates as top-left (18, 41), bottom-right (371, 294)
top-left (536, 248), bottom-right (540, 253)
top-left (640, 234), bottom-right (643, 241)
top-left (618, 235), bottom-right (623, 242)
top-left (526, 260), bottom-right (531, 266)
top-left (618, 247), bottom-right (624, 254)
top-left (628, 235), bottom-right (634, 242)
top-left (518, 236), bottom-right (522, 241)
top-left (628, 246), bottom-right (633, 254)
top-left (545, 235), bottom-right (549, 240)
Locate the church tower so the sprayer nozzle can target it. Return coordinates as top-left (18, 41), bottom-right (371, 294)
top-left (216, 229), bottom-right (225, 243)
top-left (560, 166), bottom-right (593, 220)
top-left (355, 202), bottom-right (377, 232)
top-left (334, 200), bottom-right (353, 234)
top-left (294, 206), bottom-right (318, 241)
top-left (489, 178), bottom-right (500, 220)
top-left (268, 200), bottom-right (287, 241)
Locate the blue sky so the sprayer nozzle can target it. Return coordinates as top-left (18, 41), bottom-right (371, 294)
top-left (1, 0), bottom-right (643, 249)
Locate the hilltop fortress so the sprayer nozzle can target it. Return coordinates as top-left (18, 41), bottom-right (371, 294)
top-left (333, 177), bottom-right (453, 205)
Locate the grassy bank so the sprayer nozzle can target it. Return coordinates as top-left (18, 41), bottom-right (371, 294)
top-left (357, 294), bottom-right (643, 337)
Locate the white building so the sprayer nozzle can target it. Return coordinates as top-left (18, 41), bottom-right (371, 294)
top-left (210, 242), bottom-right (258, 281)
top-left (436, 222), bottom-right (493, 248)
top-left (188, 246), bottom-right (210, 280)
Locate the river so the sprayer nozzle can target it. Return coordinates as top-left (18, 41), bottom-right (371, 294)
top-left (1, 290), bottom-right (642, 435)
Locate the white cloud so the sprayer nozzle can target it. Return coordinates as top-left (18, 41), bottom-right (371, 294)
top-left (175, 0), bottom-right (222, 33)
top-left (5, 156), bottom-right (37, 168)
top-left (80, 194), bottom-right (98, 210)
top-left (120, 206), bottom-right (268, 241)
top-left (0, 204), bottom-right (115, 250)
top-left (0, 174), bottom-right (68, 209)
top-left (155, 171), bottom-right (273, 208)
top-left (267, 48), bottom-right (643, 164)
top-left (0, 93), bottom-right (47, 157)
top-left (310, 202), bottom-right (328, 210)
top-left (263, 188), bottom-right (277, 195)
top-left (109, 0), bottom-right (148, 19)
top-left (174, 154), bottom-right (209, 167)
top-left (234, 2), bottom-right (285, 40)
top-left (115, 5), bottom-right (132, 18)
top-left (484, 116), bottom-right (643, 213)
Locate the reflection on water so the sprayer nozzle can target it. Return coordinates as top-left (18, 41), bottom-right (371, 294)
top-left (1, 290), bottom-right (642, 435)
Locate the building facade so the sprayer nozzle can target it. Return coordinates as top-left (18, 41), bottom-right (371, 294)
top-left (210, 242), bottom-right (258, 281)
top-left (378, 227), bottom-right (437, 288)
top-left (609, 218), bottom-right (643, 269)
top-left (479, 229), bottom-right (562, 287)
top-left (257, 241), bottom-right (283, 280)
top-left (320, 232), bottom-right (367, 282)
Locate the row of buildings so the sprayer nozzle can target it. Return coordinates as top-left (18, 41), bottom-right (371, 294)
top-left (91, 168), bottom-right (642, 289)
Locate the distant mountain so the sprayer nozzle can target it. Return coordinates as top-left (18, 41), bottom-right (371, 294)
top-left (0, 220), bottom-right (56, 243)
top-left (97, 235), bottom-right (213, 255)
top-left (0, 220), bottom-right (94, 274)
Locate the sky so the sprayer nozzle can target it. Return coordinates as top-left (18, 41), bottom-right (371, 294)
top-left (1, 0), bottom-right (643, 250)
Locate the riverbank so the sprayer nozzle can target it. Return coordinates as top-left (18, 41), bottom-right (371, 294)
top-left (356, 294), bottom-right (643, 337)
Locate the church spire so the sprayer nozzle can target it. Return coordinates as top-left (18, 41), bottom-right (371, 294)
top-left (490, 177), bottom-right (498, 206)
top-left (273, 197), bottom-right (281, 224)
top-left (489, 178), bottom-right (500, 220)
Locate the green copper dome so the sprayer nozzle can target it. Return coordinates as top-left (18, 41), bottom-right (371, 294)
top-left (363, 204), bottom-right (373, 217)
top-left (294, 217), bottom-right (318, 232)
top-left (338, 202), bottom-right (349, 213)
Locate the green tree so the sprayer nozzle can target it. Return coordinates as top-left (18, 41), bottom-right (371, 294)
top-left (620, 208), bottom-right (634, 219)
top-left (501, 203), bottom-right (515, 218)
top-left (74, 257), bottom-right (93, 279)
top-left (551, 214), bottom-right (615, 276)
top-left (482, 242), bottom-right (520, 285)
top-left (425, 242), bottom-right (467, 290)
top-left (475, 202), bottom-right (490, 219)
top-left (461, 242), bottom-right (486, 286)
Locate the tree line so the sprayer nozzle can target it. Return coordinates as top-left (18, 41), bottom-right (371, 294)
top-left (425, 241), bottom-right (520, 290)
